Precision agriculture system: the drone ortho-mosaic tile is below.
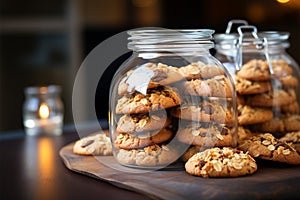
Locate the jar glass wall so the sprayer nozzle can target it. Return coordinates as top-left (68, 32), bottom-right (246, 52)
top-left (109, 28), bottom-right (238, 169)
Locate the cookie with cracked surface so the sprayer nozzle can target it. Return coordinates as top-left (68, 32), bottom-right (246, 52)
top-left (279, 131), bottom-right (300, 154)
top-left (237, 59), bottom-right (293, 81)
top-left (171, 100), bottom-right (234, 125)
top-left (176, 122), bottom-right (234, 147)
top-left (114, 128), bottom-right (173, 150)
top-left (116, 112), bottom-right (171, 134)
top-left (238, 133), bottom-right (300, 165)
top-left (116, 144), bottom-right (178, 167)
top-left (235, 76), bottom-right (271, 95)
top-left (185, 147), bottom-right (257, 178)
top-left (118, 62), bottom-right (184, 96)
top-left (73, 132), bottom-right (112, 156)
top-left (237, 105), bottom-right (273, 125)
top-left (244, 89), bottom-right (296, 107)
top-left (182, 75), bottom-right (233, 98)
top-left (115, 86), bottom-right (181, 114)
top-left (178, 62), bottom-right (224, 80)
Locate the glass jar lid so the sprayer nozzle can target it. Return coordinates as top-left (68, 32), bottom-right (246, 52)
top-left (127, 28), bottom-right (215, 52)
top-left (25, 85), bottom-right (61, 95)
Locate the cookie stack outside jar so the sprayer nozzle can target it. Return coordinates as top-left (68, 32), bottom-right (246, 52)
top-left (214, 22), bottom-right (300, 154)
top-left (109, 28), bottom-right (238, 169)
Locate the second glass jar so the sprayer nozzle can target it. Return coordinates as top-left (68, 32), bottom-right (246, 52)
top-left (109, 28), bottom-right (238, 169)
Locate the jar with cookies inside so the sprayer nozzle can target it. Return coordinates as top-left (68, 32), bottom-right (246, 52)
top-left (109, 28), bottom-right (238, 169)
top-left (215, 22), bottom-right (300, 159)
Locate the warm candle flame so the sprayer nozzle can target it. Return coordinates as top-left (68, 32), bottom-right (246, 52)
top-left (39, 103), bottom-right (50, 119)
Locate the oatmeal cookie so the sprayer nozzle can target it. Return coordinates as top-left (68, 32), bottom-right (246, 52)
top-left (182, 75), bottom-right (233, 97)
top-left (178, 62), bottom-right (224, 80)
top-left (237, 59), bottom-right (293, 81)
top-left (249, 118), bottom-right (285, 135)
top-left (176, 122), bottom-right (234, 147)
top-left (281, 101), bottom-right (299, 114)
top-left (279, 131), bottom-right (300, 154)
top-left (114, 128), bottom-right (173, 150)
top-left (244, 89), bottom-right (296, 107)
top-left (116, 112), bottom-right (171, 134)
top-left (185, 147), bottom-right (257, 178)
top-left (115, 86), bottom-right (181, 114)
top-left (235, 76), bottom-right (271, 95)
top-left (118, 62), bottom-right (184, 95)
top-left (237, 105), bottom-right (273, 125)
top-left (283, 114), bottom-right (300, 132)
top-left (116, 144), bottom-right (178, 167)
top-left (238, 133), bottom-right (300, 165)
top-left (181, 145), bottom-right (205, 162)
top-left (73, 132), bottom-right (112, 156)
top-left (171, 100), bottom-right (233, 125)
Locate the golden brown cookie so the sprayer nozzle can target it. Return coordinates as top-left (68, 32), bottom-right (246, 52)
top-left (237, 105), bottom-right (273, 125)
top-left (116, 144), bottom-right (178, 167)
top-left (176, 122), bottom-right (234, 147)
top-left (73, 132), bottom-right (112, 156)
top-left (281, 101), bottom-right (299, 114)
top-left (237, 126), bottom-right (253, 144)
top-left (279, 131), bottom-right (300, 154)
top-left (235, 76), bottom-right (271, 95)
top-left (115, 86), bottom-right (181, 114)
top-left (185, 147), bottom-right (257, 178)
top-left (182, 75), bottom-right (233, 97)
top-left (244, 89), bottom-right (296, 107)
top-left (283, 114), bottom-right (300, 132)
top-left (114, 128), bottom-right (173, 150)
top-left (178, 62), bottom-right (224, 80)
top-left (238, 133), bottom-right (300, 165)
top-left (237, 59), bottom-right (293, 81)
top-left (118, 62), bottom-right (184, 95)
top-left (116, 112), bottom-right (171, 134)
top-left (171, 100), bottom-right (234, 125)
top-left (249, 118), bottom-right (285, 135)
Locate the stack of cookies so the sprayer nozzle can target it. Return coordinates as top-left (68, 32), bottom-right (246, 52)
top-left (112, 61), bottom-right (238, 168)
top-left (235, 59), bottom-right (300, 139)
top-left (235, 59), bottom-right (300, 165)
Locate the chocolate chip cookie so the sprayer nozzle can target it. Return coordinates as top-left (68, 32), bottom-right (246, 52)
top-left (237, 105), bottom-right (273, 125)
top-left (178, 62), bottom-right (224, 80)
top-left (185, 147), bottom-right (257, 178)
top-left (115, 86), bottom-right (181, 114)
top-left (238, 133), bottom-right (300, 165)
top-left (114, 128), bottom-right (173, 150)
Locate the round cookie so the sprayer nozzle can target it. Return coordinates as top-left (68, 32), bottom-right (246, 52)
top-left (249, 118), bottom-right (285, 136)
top-left (171, 100), bottom-right (233, 125)
top-left (114, 128), bottom-right (173, 150)
top-left (279, 75), bottom-right (298, 88)
top-left (283, 114), bottom-right (300, 132)
top-left (237, 126), bottom-right (253, 144)
top-left (115, 86), bottom-right (181, 114)
top-left (178, 62), bottom-right (224, 80)
top-left (116, 144), bottom-right (178, 167)
top-left (271, 59), bottom-right (293, 77)
top-left (244, 89), bottom-right (296, 107)
top-left (238, 133), bottom-right (300, 165)
top-left (118, 62), bottom-right (184, 96)
top-left (185, 147), bottom-right (257, 178)
top-left (281, 101), bottom-right (299, 114)
top-left (73, 133), bottom-right (112, 156)
top-left (237, 59), bottom-right (271, 81)
top-left (279, 131), bottom-right (300, 154)
top-left (182, 75), bottom-right (233, 98)
top-left (116, 111), bottom-right (171, 134)
top-left (235, 76), bottom-right (271, 95)
top-left (237, 105), bottom-right (273, 125)
top-left (176, 122), bottom-right (234, 147)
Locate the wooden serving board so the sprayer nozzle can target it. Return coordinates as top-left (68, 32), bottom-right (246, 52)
top-left (60, 143), bottom-right (300, 200)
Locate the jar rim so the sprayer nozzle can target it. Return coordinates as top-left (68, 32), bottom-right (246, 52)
top-left (25, 85), bottom-right (61, 95)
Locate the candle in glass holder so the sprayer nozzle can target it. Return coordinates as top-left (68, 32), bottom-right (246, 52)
top-left (23, 85), bottom-right (64, 136)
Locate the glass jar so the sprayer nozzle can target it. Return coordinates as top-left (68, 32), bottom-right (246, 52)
top-left (215, 23), bottom-right (300, 139)
top-left (23, 85), bottom-right (64, 136)
top-left (109, 28), bottom-right (238, 169)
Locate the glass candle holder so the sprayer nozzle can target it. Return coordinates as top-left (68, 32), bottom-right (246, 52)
top-left (23, 85), bottom-right (64, 136)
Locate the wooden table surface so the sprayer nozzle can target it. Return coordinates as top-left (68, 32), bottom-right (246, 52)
top-left (0, 125), bottom-right (152, 200)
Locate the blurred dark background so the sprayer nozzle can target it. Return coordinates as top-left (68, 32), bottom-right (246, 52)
top-left (0, 0), bottom-right (299, 133)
